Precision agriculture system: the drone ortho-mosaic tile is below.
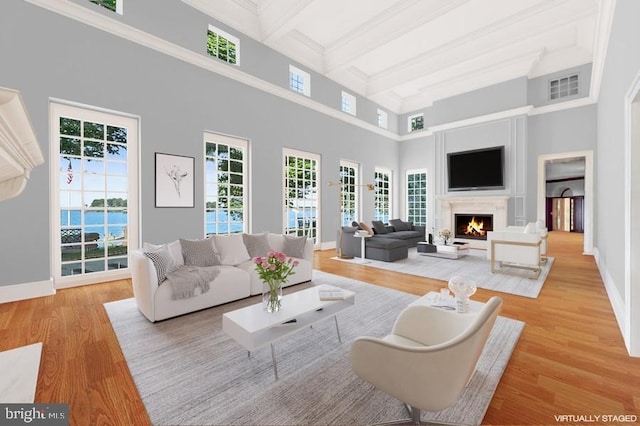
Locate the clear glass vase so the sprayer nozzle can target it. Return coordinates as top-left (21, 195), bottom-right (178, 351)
top-left (448, 275), bottom-right (477, 314)
top-left (262, 280), bottom-right (283, 313)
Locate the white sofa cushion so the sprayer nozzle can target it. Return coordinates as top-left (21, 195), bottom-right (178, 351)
top-left (212, 233), bottom-right (251, 265)
top-left (143, 240), bottom-right (184, 266)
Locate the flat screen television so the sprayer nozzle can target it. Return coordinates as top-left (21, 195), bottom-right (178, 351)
top-left (447, 146), bottom-right (505, 191)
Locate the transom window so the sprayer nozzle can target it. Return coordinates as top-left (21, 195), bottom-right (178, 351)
top-left (89, 0), bottom-right (123, 14)
top-left (408, 113), bottom-right (424, 132)
top-left (339, 160), bottom-right (359, 226)
top-left (377, 109), bottom-right (388, 129)
top-left (207, 24), bottom-right (239, 65)
top-left (341, 91), bottom-right (357, 116)
top-left (406, 170), bottom-right (427, 226)
top-left (550, 74), bottom-right (579, 100)
top-left (284, 149), bottom-right (319, 242)
top-left (51, 102), bottom-right (138, 286)
top-left (205, 132), bottom-right (248, 236)
top-left (289, 65), bottom-right (311, 97)
top-left (374, 168), bottom-right (392, 223)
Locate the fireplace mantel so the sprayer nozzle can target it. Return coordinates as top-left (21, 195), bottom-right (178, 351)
top-left (437, 196), bottom-right (509, 249)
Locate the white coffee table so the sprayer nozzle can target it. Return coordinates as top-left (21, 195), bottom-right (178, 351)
top-left (418, 242), bottom-right (470, 260)
top-left (222, 285), bottom-right (355, 379)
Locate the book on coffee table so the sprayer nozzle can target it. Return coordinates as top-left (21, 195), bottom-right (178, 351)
top-left (319, 288), bottom-right (345, 301)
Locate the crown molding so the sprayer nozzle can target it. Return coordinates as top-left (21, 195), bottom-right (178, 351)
top-left (24, 0), bottom-right (397, 141)
top-left (23, 0), bottom-right (603, 144)
top-left (589, 0), bottom-right (616, 102)
top-left (528, 96), bottom-right (596, 116)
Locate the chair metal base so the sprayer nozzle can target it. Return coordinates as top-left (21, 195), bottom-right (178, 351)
top-left (374, 404), bottom-right (466, 426)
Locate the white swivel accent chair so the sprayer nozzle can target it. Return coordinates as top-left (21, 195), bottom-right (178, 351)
top-left (350, 297), bottom-right (503, 425)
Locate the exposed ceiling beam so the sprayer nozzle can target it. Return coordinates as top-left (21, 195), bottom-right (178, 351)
top-left (259, 0), bottom-right (316, 43)
top-left (364, 2), bottom-right (596, 97)
top-left (323, 0), bottom-right (473, 75)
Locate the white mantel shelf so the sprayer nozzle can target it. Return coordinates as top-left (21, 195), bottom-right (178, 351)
top-left (438, 195), bottom-right (510, 249)
top-left (0, 87), bottom-right (44, 201)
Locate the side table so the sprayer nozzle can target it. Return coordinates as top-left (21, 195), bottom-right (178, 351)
top-left (353, 233), bottom-right (371, 264)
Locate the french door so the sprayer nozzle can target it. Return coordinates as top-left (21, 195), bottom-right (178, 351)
top-left (51, 102), bottom-right (138, 287)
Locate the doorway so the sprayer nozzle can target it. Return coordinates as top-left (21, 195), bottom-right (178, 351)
top-left (537, 151), bottom-right (592, 253)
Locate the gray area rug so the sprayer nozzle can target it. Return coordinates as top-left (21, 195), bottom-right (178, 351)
top-left (335, 248), bottom-right (554, 298)
top-left (105, 271), bottom-right (524, 425)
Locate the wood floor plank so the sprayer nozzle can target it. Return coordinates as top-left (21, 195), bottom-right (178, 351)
top-left (0, 231), bottom-right (639, 425)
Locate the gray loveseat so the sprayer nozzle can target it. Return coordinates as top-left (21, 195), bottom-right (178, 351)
top-left (340, 220), bottom-right (426, 261)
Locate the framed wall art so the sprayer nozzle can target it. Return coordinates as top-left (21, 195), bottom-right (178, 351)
top-left (155, 152), bottom-right (195, 208)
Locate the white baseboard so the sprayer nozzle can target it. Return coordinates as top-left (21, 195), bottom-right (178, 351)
top-left (593, 247), bottom-right (627, 345)
top-left (320, 241), bottom-right (337, 251)
top-left (0, 279), bottom-right (55, 304)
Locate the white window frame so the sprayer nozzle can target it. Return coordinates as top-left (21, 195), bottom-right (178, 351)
top-left (374, 167), bottom-right (392, 223)
top-left (377, 109), bottom-right (388, 129)
top-left (207, 24), bottom-right (240, 66)
top-left (50, 101), bottom-right (139, 288)
top-left (283, 148), bottom-right (320, 243)
top-left (339, 160), bottom-right (360, 226)
top-left (289, 65), bottom-right (311, 97)
top-left (90, 0), bottom-right (123, 15)
top-left (341, 91), bottom-right (357, 116)
top-left (408, 113), bottom-right (425, 132)
top-left (204, 131), bottom-right (250, 236)
top-left (406, 169), bottom-right (427, 227)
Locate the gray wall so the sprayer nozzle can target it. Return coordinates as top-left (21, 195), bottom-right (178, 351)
top-left (0, 0), bottom-right (398, 286)
top-left (398, 77), bottom-right (528, 136)
top-left (526, 104), bottom-right (597, 220)
top-left (68, 0), bottom-right (399, 133)
top-left (597, 0), bottom-right (640, 296)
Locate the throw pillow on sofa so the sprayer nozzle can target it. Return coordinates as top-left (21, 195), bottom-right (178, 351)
top-left (144, 245), bottom-right (178, 285)
top-left (389, 219), bottom-right (412, 231)
top-left (242, 232), bottom-right (271, 258)
top-left (358, 222), bottom-right (374, 235)
top-left (143, 240), bottom-right (184, 266)
top-left (180, 238), bottom-right (221, 267)
top-left (283, 234), bottom-right (307, 258)
top-left (371, 220), bottom-right (387, 234)
top-left (212, 233), bottom-right (251, 265)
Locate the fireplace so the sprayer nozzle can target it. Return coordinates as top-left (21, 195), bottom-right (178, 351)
top-left (454, 214), bottom-right (494, 240)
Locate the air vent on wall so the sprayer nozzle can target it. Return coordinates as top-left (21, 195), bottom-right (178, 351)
top-left (549, 74), bottom-right (579, 100)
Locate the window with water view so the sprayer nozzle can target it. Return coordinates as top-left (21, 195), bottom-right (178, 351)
top-left (53, 103), bottom-right (138, 283)
top-left (205, 133), bottom-right (247, 236)
top-left (284, 149), bottom-right (319, 242)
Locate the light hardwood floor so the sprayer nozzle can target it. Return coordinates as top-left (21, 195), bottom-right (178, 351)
top-left (1, 231), bottom-right (638, 425)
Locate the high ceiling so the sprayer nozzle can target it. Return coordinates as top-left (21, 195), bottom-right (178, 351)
top-left (183, 0), bottom-right (608, 114)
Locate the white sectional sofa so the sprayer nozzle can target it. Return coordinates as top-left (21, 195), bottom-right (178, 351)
top-left (131, 233), bottom-right (314, 322)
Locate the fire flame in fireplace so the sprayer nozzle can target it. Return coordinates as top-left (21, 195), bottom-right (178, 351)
top-left (465, 216), bottom-right (486, 237)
